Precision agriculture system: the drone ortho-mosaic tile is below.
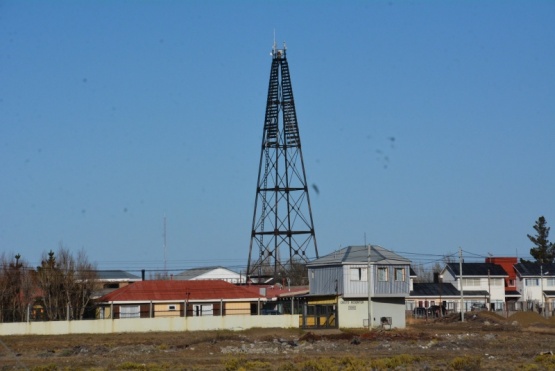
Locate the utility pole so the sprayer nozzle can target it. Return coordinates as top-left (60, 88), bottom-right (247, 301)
top-left (459, 247), bottom-right (464, 322)
top-left (488, 268), bottom-right (491, 311)
top-left (540, 265), bottom-right (545, 318)
top-left (367, 240), bottom-right (372, 330)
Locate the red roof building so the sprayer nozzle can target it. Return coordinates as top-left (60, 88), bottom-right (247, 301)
top-left (96, 280), bottom-right (264, 319)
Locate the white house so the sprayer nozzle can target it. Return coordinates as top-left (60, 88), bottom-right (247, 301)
top-left (441, 263), bottom-right (507, 311)
top-left (514, 262), bottom-right (555, 312)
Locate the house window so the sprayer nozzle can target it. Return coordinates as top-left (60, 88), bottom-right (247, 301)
top-left (120, 305), bottom-right (140, 319)
top-left (525, 278), bottom-right (539, 286)
top-left (491, 278), bottom-right (504, 286)
top-left (168, 305), bottom-right (176, 311)
top-left (350, 267), bottom-right (367, 281)
top-left (546, 278), bottom-right (555, 287)
top-left (377, 267), bottom-right (388, 281)
top-left (508, 279), bottom-right (515, 287)
top-left (394, 268), bottom-right (405, 281)
top-left (462, 278), bottom-right (481, 286)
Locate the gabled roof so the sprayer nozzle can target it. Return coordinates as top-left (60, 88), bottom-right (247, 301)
top-left (95, 270), bottom-right (141, 281)
top-left (514, 262), bottom-right (555, 277)
top-left (97, 280), bottom-right (263, 303)
top-left (173, 266), bottom-right (240, 280)
top-left (307, 245), bottom-right (411, 267)
top-left (445, 263), bottom-right (507, 277)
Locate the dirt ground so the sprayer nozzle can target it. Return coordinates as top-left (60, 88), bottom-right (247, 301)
top-left (1, 311), bottom-right (555, 370)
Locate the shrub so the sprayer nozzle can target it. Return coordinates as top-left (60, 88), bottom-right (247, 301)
top-left (450, 356), bottom-right (482, 370)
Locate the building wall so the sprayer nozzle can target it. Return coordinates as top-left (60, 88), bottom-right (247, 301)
top-left (337, 297), bottom-right (406, 329)
top-left (154, 303), bottom-right (181, 317)
top-left (0, 315), bottom-right (301, 336)
top-left (309, 266), bottom-right (343, 295)
top-left (225, 302), bottom-right (250, 315)
top-left (342, 264), bottom-right (410, 298)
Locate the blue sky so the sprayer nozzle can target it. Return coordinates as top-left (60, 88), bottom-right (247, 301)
top-left (1, 1), bottom-right (554, 274)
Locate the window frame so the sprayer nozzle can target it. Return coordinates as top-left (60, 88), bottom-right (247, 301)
top-left (394, 267), bottom-right (405, 282)
top-left (377, 267), bottom-right (388, 282)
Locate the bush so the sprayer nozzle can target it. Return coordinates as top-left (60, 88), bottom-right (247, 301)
top-left (450, 356), bottom-right (481, 370)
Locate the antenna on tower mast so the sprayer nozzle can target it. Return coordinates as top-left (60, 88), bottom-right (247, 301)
top-left (163, 215), bottom-right (167, 278)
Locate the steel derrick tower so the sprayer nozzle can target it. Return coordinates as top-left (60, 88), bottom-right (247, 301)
top-left (247, 43), bottom-right (319, 281)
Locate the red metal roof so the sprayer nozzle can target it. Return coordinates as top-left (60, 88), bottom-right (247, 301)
top-left (97, 280), bottom-right (263, 302)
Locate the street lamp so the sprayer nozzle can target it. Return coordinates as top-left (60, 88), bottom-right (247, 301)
top-left (439, 274), bottom-right (443, 317)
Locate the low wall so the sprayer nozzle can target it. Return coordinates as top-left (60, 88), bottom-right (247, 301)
top-left (0, 315), bottom-right (300, 336)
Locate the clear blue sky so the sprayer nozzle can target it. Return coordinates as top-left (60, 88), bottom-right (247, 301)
top-left (1, 1), bottom-right (554, 273)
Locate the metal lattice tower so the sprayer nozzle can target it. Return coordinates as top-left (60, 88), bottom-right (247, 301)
top-left (247, 43), bottom-right (319, 281)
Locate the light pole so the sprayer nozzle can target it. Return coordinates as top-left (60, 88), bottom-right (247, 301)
top-left (439, 274), bottom-right (443, 317)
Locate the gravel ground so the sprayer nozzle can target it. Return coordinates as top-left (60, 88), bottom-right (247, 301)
top-left (1, 311), bottom-right (554, 370)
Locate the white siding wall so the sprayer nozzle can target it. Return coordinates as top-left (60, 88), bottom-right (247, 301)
top-left (337, 298), bottom-right (406, 329)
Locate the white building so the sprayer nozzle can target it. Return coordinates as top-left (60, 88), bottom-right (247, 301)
top-left (172, 266), bottom-right (245, 284)
top-left (441, 263), bottom-right (507, 311)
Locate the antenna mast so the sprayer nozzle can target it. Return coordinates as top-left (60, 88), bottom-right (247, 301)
top-left (246, 42), bottom-right (319, 282)
top-left (163, 215), bottom-right (167, 278)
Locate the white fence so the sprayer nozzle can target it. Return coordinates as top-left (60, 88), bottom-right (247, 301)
top-left (0, 314), bottom-right (300, 336)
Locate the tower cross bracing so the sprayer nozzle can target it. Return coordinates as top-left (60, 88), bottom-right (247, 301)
top-left (247, 43), bottom-right (319, 281)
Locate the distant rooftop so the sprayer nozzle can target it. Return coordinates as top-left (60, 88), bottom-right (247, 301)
top-left (95, 270), bottom-right (141, 281)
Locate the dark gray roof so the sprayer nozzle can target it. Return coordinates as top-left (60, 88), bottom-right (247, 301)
top-left (95, 270), bottom-right (140, 281)
top-left (410, 283), bottom-right (489, 298)
top-left (446, 263), bottom-right (507, 277)
top-left (514, 262), bottom-right (555, 277)
top-left (461, 290), bottom-right (490, 296)
top-left (307, 245), bottom-right (411, 267)
top-left (411, 283), bottom-right (459, 296)
top-left (544, 291), bottom-right (555, 297)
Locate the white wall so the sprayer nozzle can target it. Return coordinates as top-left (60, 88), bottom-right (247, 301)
top-left (337, 298), bottom-right (406, 329)
top-left (0, 315), bottom-right (300, 336)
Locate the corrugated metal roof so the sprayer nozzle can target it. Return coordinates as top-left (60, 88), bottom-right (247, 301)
top-left (242, 285), bottom-right (309, 299)
top-left (307, 245), bottom-right (411, 267)
top-left (97, 280), bottom-right (263, 302)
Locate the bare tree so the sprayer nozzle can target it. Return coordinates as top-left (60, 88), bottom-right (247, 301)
top-left (0, 253), bottom-right (35, 322)
top-left (36, 247), bottom-right (97, 320)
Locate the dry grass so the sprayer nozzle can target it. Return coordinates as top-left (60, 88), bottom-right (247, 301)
top-left (1, 315), bottom-right (555, 370)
